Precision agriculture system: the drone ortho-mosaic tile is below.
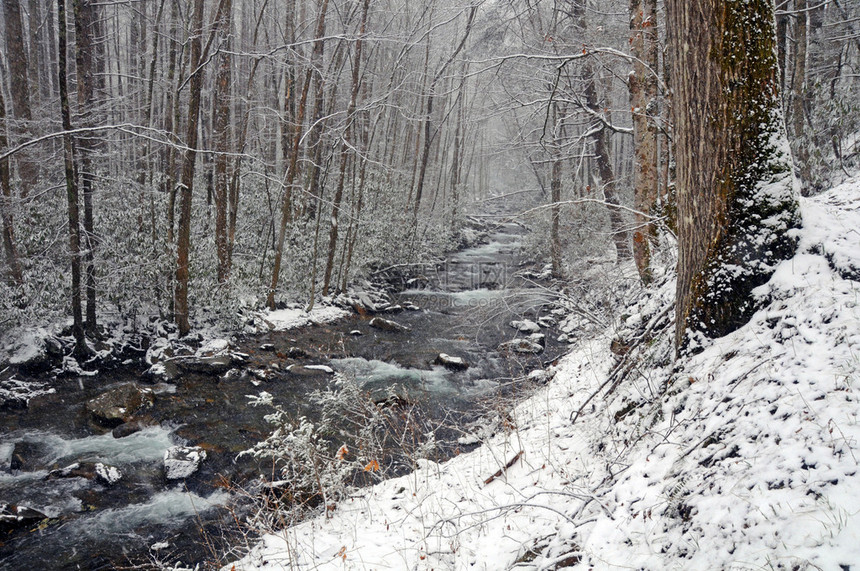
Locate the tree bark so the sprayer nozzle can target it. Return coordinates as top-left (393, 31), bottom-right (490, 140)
top-left (3, 0), bottom-right (39, 195)
top-left (0, 86), bottom-right (23, 286)
top-left (174, 0), bottom-right (207, 336)
top-left (74, 0), bottom-right (99, 336)
top-left (629, 0), bottom-right (659, 284)
top-left (667, 0), bottom-right (801, 351)
top-left (550, 104), bottom-right (564, 278)
top-left (791, 0), bottom-right (811, 186)
top-left (58, 0), bottom-right (87, 355)
top-left (213, 0), bottom-right (234, 283)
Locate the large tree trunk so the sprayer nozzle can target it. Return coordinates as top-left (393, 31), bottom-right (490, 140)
top-left (629, 0), bottom-right (659, 284)
top-left (667, 0), bottom-right (801, 351)
top-left (58, 0), bottom-right (87, 355)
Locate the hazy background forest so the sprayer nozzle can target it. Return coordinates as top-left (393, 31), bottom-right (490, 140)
top-left (1, 0), bottom-right (858, 342)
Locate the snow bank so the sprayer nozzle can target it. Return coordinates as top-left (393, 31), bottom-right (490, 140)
top-left (226, 177), bottom-right (860, 570)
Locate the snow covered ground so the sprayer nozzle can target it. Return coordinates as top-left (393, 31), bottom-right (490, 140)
top-left (225, 176), bottom-right (860, 570)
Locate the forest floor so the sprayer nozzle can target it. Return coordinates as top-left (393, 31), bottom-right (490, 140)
top-left (223, 173), bottom-right (860, 571)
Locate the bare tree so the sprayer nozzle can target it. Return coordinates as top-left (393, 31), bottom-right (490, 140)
top-left (74, 0), bottom-right (99, 336)
top-left (57, 0), bottom-right (86, 354)
top-left (0, 85), bottom-right (23, 286)
top-left (175, 0), bottom-right (231, 334)
top-left (322, 0), bottom-right (370, 296)
top-left (3, 0), bottom-right (39, 195)
top-left (213, 0), bottom-right (234, 284)
top-left (267, 0), bottom-right (330, 310)
top-left (628, 0), bottom-right (659, 284)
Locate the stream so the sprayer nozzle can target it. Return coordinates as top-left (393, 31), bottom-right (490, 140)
top-left (0, 222), bottom-right (569, 570)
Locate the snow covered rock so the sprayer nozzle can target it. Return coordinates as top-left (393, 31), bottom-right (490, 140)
top-left (0, 504), bottom-right (48, 534)
top-left (510, 319), bottom-right (541, 333)
top-left (163, 446), bottom-right (207, 480)
top-left (46, 462), bottom-right (122, 486)
top-left (303, 364), bottom-right (335, 374)
top-left (368, 317), bottom-right (410, 332)
top-left (286, 364), bottom-right (333, 376)
top-left (528, 332), bottom-right (546, 347)
top-left (0, 378), bottom-right (55, 410)
top-left (435, 353), bottom-right (469, 371)
top-left (86, 383), bottom-right (154, 427)
top-left (141, 360), bottom-right (181, 383)
top-left (95, 462), bottom-right (122, 485)
top-left (498, 339), bottom-right (544, 354)
top-left (177, 354), bottom-right (234, 375)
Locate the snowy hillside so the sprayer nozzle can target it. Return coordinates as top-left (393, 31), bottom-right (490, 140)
top-left (226, 175), bottom-right (860, 570)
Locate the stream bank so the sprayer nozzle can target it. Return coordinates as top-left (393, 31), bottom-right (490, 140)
top-left (0, 221), bottom-right (577, 570)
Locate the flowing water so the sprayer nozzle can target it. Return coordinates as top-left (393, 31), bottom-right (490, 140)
top-left (0, 222), bottom-right (566, 569)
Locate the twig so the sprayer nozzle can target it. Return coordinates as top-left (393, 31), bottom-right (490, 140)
top-left (483, 450), bottom-right (523, 485)
top-left (570, 303), bottom-right (674, 425)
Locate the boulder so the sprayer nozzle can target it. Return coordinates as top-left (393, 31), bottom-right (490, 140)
top-left (498, 339), bottom-right (544, 355)
top-left (369, 317), bottom-right (410, 333)
top-left (111, 420), bottom-right (148, 438)
top-left (141, 360), bottom-right (181, 383)
top-left (9, 440), bottom-right (49, 471)
top-left (177, 354), bottom-right (234, 375)
top-left (86, 383), bottom-right (154, 428)
top-left (95, 462), bottom-right (123, 485)
top-left (286, 364), bottom-right (333, 376)
top-left (9, 338), bottom-right (54, 374)
top-left (434, 353), bottom-right (469, 371)
top-left (286, 346), bottom-right (309, 359)
top-left (304, 364), bottom-right (335, 374)
top-left (163, 446), bottom-right (207, 480)
top-left (528, 333), bottom-right (546, 347)
top-left (46, 462), bottom-right (122, 485)
top-left (0, 504), bottom-right (49, 534)
top-left (510, 319), bottom-right (541, 334)
top-left (354, 291), bottom-right (378, 313)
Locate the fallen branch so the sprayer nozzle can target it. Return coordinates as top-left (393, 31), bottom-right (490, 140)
top-left (484, 450), bottom-right (523, 485)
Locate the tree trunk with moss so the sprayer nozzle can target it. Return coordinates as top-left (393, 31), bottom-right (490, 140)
top-left (667, 0), bottom-right (801, 351)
